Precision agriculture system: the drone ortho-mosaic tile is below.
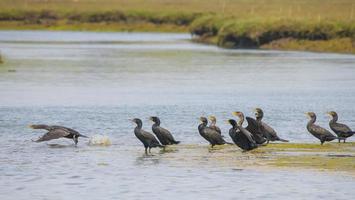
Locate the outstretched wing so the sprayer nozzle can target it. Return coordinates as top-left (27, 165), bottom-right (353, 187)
top-left (240, 128), bottom-right (256, 144)
top-left (245, 117), bottom-right (259, 133)
top-left (34, 129), bottom-right (70, 142)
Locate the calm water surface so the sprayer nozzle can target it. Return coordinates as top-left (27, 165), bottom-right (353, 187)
top-left (0, 31), bottom-right (354, 199)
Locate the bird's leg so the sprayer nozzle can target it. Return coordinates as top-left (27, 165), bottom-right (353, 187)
top-left (73, 137), bottom-right (78, 147)
top-left (321, 141), bottom-right (324, 145)
top-left (338, 139), bottom-right (341, 143)
top-left (343, 139), bottom-right (346, 143)
top-left (145, 148), bottom-right (148, 155)
top-left (149, 147), bottom-right (151, 154)
top-left (267, 140), bottom-right (270, 144)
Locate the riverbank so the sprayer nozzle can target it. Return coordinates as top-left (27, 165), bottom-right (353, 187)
top-left (190, 16), bottom-right (355, 54)
top-left (0, 0), bottom-right (355, 54)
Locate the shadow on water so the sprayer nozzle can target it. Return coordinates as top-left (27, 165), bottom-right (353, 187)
top-left (135, 154), bottom-right (161, 166)
top-left (47, 144), bottom-right (75, 148)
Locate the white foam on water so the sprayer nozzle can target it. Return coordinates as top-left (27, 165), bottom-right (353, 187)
top-left (88, 134), bottom-right (112, 146)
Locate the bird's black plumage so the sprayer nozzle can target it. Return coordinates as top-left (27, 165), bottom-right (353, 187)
top-left (306, 112), bottom-right (338, 145)
top-left (227, 119), bottom-right (258, 151)
top-left (208, 116), bottom-right (222, 135)
top-left (198, 117), bottom-right (228, 147)
top-left (327, 111), bottom-right (355, 143)
top-left (247, 108), bottom-right (288, 143)
top-left (150, 116), bottom-right (180, 145)
top-left (245, 117), bottom-right (267, 144)
top-left (229, 112), bottom-right (258, 151)
top-left (132, 118), bottom-right (164, 154)
top-left (29, 124), bottom-right (88, 146)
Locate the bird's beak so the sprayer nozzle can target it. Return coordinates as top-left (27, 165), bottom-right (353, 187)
top-left (326, 112), bottom-right (331, 116)
top-left (208, 116), bottom-right (213, 120)
top-left (232, 111), bottom-right (239, 116)
top-left (225, 120), bottom-right (231, 125)
top-left (199, 117), bottom-right (203, 122)
top-left (28, 125), bottom-right (34, 129)
top-left (149, 117), bottom-right (153, 121)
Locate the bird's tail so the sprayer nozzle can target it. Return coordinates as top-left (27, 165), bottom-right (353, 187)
top-left (278, 138), bottom-right (289, 142)
top-left (79, 134), bottom-right (89, 138)
top-left (173, 140), bottom-right (180, 144)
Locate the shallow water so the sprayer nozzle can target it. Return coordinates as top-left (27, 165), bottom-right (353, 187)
top-left (0, 31), bottom-right (354, 199)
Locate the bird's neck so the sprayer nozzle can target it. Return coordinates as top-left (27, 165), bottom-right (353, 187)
top-left (198, 122), bottom-right (207, 130)
top-left (210, 121), bottom-right (216, 126)
top-left (135, 123), bottom-right (142, 129)
top-left (232, 123), bottom-right (237, 129)
top-left (237, 117), bottom-right (244, 127)
top-left (330, 116), bottom-right (338, 124)
top-left (308, 117), bottom-right (316, 126)
top-left (154, 121), bottom-right (160, 126)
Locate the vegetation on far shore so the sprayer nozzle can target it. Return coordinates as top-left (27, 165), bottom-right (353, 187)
top-left (0, 0), bottom-right (355, 54)
top-left (0, 52), bottom-right (3, 64)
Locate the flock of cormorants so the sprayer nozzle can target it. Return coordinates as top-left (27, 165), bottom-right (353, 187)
top-left (29, 108), bottom-right (354, 154)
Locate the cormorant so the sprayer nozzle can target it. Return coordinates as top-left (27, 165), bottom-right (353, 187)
top-left (208, 115), bottom-right (222, 135)
top-left (198, 117), bottom-right (229, 147)
top-left (306, 112), bottom-right (338, 145)
top-left (232, 111), bottom-right (266, 144)
top-left (131, 118), bottom-right (164, 154)
top-left (327, 111), bottom-right (355, 143)
top-left (150, 116), bottom-right (180, 145)
top-left (29, 124), bottom-right (88, 146)
top-left (249, 108), bottom-right (289, 143)
top-left (230, 112), bottom-right (258, 151)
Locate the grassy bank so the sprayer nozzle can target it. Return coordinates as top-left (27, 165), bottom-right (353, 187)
top-left (0, 0), bottom-right (355, 54)
top-left (190, 16), bottom-right (355, 54)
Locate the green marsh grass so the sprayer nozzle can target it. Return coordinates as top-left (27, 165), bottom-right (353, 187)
top-left (1, 0), bottom-right (355, 53)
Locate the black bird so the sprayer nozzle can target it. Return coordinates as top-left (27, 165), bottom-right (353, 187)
top-left (327, 111), bottom-right (355, 143)
top-left (245, 108), bottom-right (288, 144)
top-left (29, 124), bottom-right (88, 146)
top-left (208, 115), bottom-right (222, 135)
top-left (132, 118), bottom-right (164, 154)
top-left (306, 112), bottom-right (338, 145)
top-left (149, 116), bottom-right (180, 145)
top-left (198, 117), bottom-right (229, 148)
top-left (227, 119), bottom-right (258, 151)
top-left (230, 112), bottom-right (258, 151)
top-left (232, 111), bottom-right (266, 144)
